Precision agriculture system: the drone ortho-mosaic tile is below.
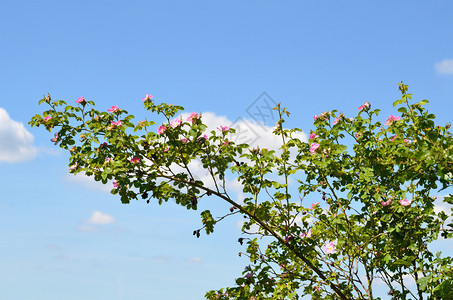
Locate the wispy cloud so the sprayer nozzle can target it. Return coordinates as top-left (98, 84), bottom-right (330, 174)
top-left (435, 59), bottom-right (453, 75)
top-left (0, 108), bottom-right (37, 162)
top-left (188, 256), bottom-right (203, 264)
top-left (86, 211), bottom-right (116, 225)
top-left (76, 211), bottom-right (117, 232)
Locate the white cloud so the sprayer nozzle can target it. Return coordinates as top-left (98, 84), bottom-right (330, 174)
top-left (435, 59), bottom-right (453, 75)
top-left (86, 211), bottom-right (116, 225)
top-left (185, 111), bottom-right (307, 151)
top-left (188, 256), bottom-right (203, 264)
top-left (0, 108), bottom-right (37, 162)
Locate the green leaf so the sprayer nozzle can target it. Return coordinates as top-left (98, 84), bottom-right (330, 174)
top-left (416, 276), bottom-right (429, 291)
top-left (393, 99), bottom-right (403, 107)
top-left (433, 280), bottom-right (453, 297)
top-left (419, 99), bottom-right (429, 106)
top-left (397, 107), bottom-right (407, 114)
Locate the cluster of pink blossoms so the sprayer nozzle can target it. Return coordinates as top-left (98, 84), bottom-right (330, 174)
top-left (384, 115), bottom-right (401, 125)
top-left (382, 198), bottom-right (411, 206)
top-left (43, 115), bottom-right (52, 122)
top-left (156, 112), bottom-right (200, 134)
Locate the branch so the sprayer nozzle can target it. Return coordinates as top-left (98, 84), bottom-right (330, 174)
top-left (159, 174), bottom-right (350, 300)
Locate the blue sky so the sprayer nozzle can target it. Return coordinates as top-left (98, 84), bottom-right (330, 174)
top-left (1, 1), bottom-right (453, 299)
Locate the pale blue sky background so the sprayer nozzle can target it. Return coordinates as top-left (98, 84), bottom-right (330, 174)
top-left (1, 1), bottom-right (453, 299)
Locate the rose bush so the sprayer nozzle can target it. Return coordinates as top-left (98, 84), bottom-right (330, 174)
top-left (30, 82), bottom-right (453, 299)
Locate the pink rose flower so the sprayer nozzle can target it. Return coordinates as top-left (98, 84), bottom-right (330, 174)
top-left (157, 125), bottom-right (166, 134)
top-left (381, 199), bottom-right (391, 206)
top-left (69, 162), bottom-right (78, 171)
top-left (113, 179), bottom-right (119, 188)
top-left (384, 115), bottom-right (401, 125)
top-left (325, 241), bottom-right (336, 254)
top-left (358, 102), bottom-right (370, 111)
top-left (76, 96), bottom-right (85, 104)
top-left (390, 135), bottom-right (397, 141)
top-left (198, 134), bottom-right (208, 140)
top-left (333, 118), bottom-right (340, 125)
top-left (142, 94), bottom-right (153, 101)
top-left (50, 133), bottom-right (59, 145)
top-left (186, 112), bottom-right (199, 122)
top-left (400, 198), bottom-right (412, 206)
top-left (111, 120), bottom-right (122, 126)
top-left (309, 133), bottom-right (319, 140)
top-left (170, 118), bottom-right (182, 128)
top-left (309, 143), bottom-right (320, 155)
top-left (301, 229), bottom-right (312, 238)
top-left (43, 115), bottom-right (52, 122)
top-left (313, 115), bottom-right (319, 120)
top-left (130, 157), bottom-right (140, 164)
top-left (310, 202), bottom-right (320, 210)
top-left (108, 105), bottom-right (119, 112)
top-left (217, 125), bottom-right (229, 132)
top-left (164, 147), bottom-right (170, 152)
top-left (180, 137), bottom-right (189, 143)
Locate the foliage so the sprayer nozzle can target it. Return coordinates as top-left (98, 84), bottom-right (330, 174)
top-left (30, 83), bottom-right (453, 299)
